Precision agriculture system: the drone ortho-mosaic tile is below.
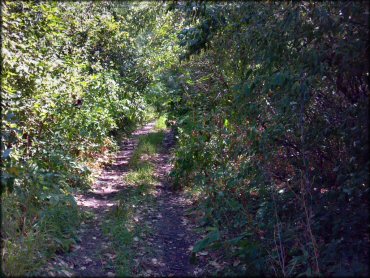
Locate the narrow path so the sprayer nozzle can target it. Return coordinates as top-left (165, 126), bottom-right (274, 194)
top-left (130, 128), bottom-right (204, 277)
top-left (38, 122), bottom-right (204, 277)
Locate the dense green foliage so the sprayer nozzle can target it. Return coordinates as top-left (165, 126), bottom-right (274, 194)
top-left (162, 2), bottom-right (369, 276)
top-left (1, 1), bottom-right (369, 276)
top-left (1, 1), bottom-right (152, 274)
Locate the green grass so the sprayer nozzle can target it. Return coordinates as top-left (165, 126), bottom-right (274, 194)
top-left (102, 117), bottom-right (166, 276)
top-left (125, 164), bottom-right (155, 188)
top-left (2, 228), bottom-right (47, 276)
top-left (102, 186), bottom-right (155, 276)
top-left (102, 204), bottom-right (134, 276)
top-left (155, 114), bottom-right (167, 130)
top-left (1, 189), bottom-right (80, 276)
top-left (129, 131), bottom-right (165, 169)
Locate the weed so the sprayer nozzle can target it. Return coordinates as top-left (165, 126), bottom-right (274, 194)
top-left (1, 187), bottom-right (79, 276)
top-left (129, 131), bottom-right (165, 169)
top-left (155, 115), bottom-right (167, 131)
top-left (125, 164), bottom-right (155, 187)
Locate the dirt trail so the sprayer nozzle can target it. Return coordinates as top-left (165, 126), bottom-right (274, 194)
top-left (38, 122), bottom-right (203, 277)
top-left (130, 127), bottom-right (204, 277)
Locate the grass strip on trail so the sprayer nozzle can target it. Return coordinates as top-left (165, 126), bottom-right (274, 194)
top-left (102, 118), bottom-right (167, 276)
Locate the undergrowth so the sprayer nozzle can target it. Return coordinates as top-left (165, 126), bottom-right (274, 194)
top-left (1, 126), bottom-right (120, 276)
top-left (1, 184), bottom-right (80, 276)
top-left (155, 115), bottom-right (167, 131)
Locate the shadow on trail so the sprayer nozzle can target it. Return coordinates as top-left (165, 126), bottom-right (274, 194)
top-left (36, 122), bottom-right (157, 277)
top-left (129, 129), bottom-right (205, 277)
top-left (37, 121), bottom-right (204, 277)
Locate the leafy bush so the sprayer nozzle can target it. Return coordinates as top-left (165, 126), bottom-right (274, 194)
top-left (163, 1), bottom-right (369, 276)
top-left (1, 1), bottom-right (153, 275)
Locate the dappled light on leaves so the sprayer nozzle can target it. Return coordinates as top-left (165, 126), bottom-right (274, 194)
top-left (1, 1), bottom-right (368, 277)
